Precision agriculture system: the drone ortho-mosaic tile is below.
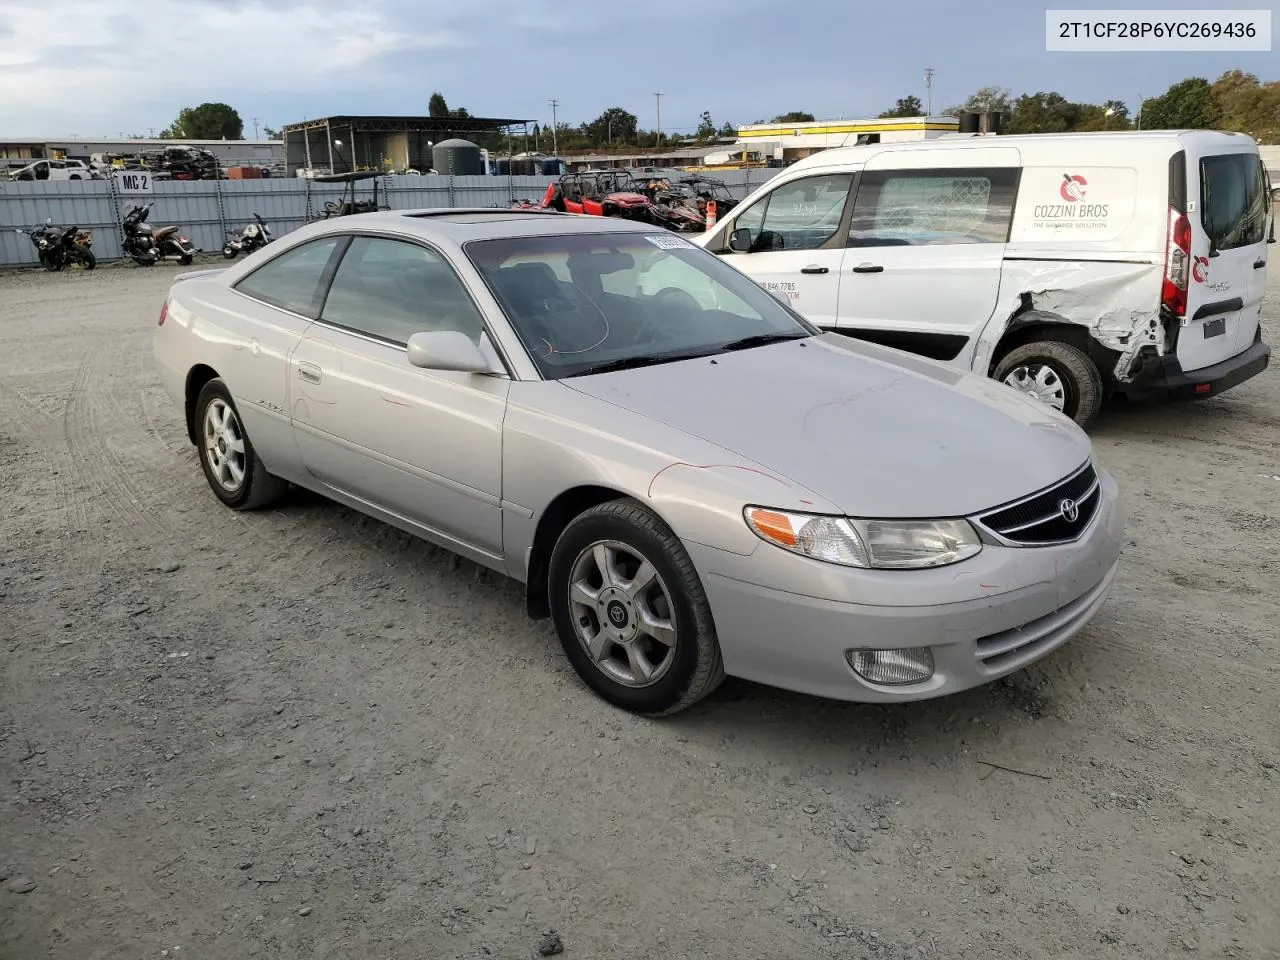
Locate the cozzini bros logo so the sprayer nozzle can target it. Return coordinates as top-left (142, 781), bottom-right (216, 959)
top-left (1030, 173), bottom-right (1110, 230)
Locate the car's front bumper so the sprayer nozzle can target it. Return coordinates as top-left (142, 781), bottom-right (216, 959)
top-left (1122, 329), bottom-right (1269, 402)
top-left (689, 468), bottom-right (1125, 704)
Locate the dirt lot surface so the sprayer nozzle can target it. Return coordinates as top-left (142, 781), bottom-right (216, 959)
top-left (1, 259), bottom-right (1278, 960)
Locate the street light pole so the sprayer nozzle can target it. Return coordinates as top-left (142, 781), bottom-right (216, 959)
top-left (924, 68), bottom-right (934, 116)
top-left (654, 92), bottom-right (663, 148)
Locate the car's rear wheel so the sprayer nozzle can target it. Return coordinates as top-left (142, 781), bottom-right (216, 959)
top-left (993, 340), bottom-right (1103, 429)
top-left (194, 379), bottom-right (287, 510)
top-left (548, 499), bottom-right (725, 715)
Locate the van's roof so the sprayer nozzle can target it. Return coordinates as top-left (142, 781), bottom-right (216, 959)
top-left (785, 129), bottom-right (1260, 172)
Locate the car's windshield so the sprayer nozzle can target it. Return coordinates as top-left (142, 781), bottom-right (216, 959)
top-left (465, 231), bottom-right (815, 378)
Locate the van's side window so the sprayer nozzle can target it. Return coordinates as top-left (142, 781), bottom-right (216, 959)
top-left (1200, 154), bottom-right (1266, 251)
top-left (847, 168), bottom-right (1018, 247)
top-left (732, 174), bottom-right (854, 252)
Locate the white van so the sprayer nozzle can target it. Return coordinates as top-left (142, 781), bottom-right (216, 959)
top-left (693, 131), bottom-right (1273, 427)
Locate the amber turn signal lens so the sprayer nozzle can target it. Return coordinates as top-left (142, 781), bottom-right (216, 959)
top-left (745, 508), bottom-right (798, 547)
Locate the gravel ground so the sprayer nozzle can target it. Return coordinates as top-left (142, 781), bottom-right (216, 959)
top-left (1, 257), bottom-right (1278, 960)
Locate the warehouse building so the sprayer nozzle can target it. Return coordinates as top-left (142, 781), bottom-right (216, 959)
top-left (734, 116), bottom-right (961, 164)
top-left (282, 114), bottom-right (528, 176)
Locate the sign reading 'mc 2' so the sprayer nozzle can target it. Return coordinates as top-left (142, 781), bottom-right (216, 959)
top-left (113, 170), bottom-right (153, 194)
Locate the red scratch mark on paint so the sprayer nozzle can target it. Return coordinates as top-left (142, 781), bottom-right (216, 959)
top-left (382, 396), bottom-right (412, 407)
top-left (646, 462), bottom-right (791, 499)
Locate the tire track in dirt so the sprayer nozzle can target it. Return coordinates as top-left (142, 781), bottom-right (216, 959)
top-left (63, 346), bottom-right (171, 549)
top-left (0, 377), bottom-right (82, 541)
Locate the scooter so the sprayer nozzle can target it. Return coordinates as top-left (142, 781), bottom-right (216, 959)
top-left (222, 213), bottom-right (272, 259)
top-left (121, 202), bottom-right (197, 266)
top-left (15, 220), bottom-right (96, 271)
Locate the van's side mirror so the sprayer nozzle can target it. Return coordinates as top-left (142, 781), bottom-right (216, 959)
top-left (728, 227), bottom-right (753, 253)
top-left (407, 330), bottom-right (494, 374)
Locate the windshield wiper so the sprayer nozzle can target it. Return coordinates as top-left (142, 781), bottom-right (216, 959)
top-left (718, 332), bottom-right (810, 352)
top-left (567, 350), bottom-right (710, 377)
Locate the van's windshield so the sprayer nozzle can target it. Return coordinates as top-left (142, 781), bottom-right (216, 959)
top-left (1200, 153), bottom-right (1267, 251)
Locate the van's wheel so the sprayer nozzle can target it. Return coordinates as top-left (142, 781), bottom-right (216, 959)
top-left (548, 499), bottom-right (725, 716)
top-left (993, 340), bottom-right (1103, 429)
top-left (193, 379), bottom-right (288, 510)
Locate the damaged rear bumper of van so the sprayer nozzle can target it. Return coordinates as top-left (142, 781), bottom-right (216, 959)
top-left (1122, 329), bottom-right (1270, 402)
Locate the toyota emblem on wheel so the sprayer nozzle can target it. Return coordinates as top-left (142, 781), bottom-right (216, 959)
top-left (1059, 498), bottom-right (1079, 523)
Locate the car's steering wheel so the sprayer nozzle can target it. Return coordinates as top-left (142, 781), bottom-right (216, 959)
top-left (634, 286), bottom-right (702, 344)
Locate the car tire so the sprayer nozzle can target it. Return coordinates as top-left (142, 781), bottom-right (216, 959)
top-left (993, 340), bottom-right (1103, 430)
top-left (548, 499), bottom-right (725, 715)
top-left (193, 378), bottom-right (287, 510)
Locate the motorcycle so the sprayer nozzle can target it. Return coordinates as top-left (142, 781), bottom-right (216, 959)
top-left (15, 219), bottom-right (96, 271)
top-left (121, 202), bottom-right (198, 266)
top-left (221, 213), bottom-right (272, 259)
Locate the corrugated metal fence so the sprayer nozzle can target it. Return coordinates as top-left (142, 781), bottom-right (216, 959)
top-left (0, 168), bottom-right (784, 267)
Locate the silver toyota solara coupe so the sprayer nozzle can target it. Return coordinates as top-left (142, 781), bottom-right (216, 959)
top-left (154, 208), bottom-right (1125, 715)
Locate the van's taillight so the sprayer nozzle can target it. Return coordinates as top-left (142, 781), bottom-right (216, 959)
top-left (158, 300), bottom-right (168, 326)
top-left (1161, 207), bottom-right (1191, 317)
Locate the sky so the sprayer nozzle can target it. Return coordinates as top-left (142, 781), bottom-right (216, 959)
top-left (0, 0), bottom-right (1275, 138)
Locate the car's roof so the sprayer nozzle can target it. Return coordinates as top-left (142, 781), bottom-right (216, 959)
top-left (785, 129), bottom-right (1259, 174)
top-left (319, 208), bottom-right (665, 243)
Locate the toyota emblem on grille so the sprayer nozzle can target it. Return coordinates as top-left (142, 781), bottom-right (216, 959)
top-left (1059, 498), bottom-right (1079, 523)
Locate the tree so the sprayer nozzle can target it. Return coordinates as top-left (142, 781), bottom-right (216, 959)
top-left (695, 110), bottom-right (717, 142)
top-left (718, 120), bottom-right (738, 138)
top-left (162, 102), bottom-right (243, 140)
top-left (1140, 77), bottom-right (1212, 130)
top-left (428, 92), bottom-right (450, 118)
top-left (879, 95), bottom-right (923, 118)
top-left (772, 111), bottom-right (815, 123)
top-left (1208, 69), bottom-right (1280, 141)
top-left (262, 126), bottom-right (280, 139)
top-left (583, 107), bottom-right (639, 146)
top-left (944, 86), bottom-right (1013, 116)
top-left (1006, 91), bottom-right (1083, 133)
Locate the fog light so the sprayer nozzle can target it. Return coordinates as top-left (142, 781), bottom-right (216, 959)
top-left (847, 647), bottom-right (934, 685)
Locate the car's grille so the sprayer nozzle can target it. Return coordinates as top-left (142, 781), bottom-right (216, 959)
top-left (974, 462), bottom-right (1100, 546)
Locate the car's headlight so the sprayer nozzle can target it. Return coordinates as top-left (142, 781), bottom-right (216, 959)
top-left (744, 507), bottom-right (981, 570)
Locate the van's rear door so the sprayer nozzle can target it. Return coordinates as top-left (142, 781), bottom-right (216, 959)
top-left (1178, 141), bottom-right (1268, 373)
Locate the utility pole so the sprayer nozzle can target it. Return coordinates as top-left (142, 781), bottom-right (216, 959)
top-left (549, 99), bottom-right (559, 155)
top-left (924, 68), bottom-right (934, 116)
top-left (252, 117), bottom-right (260, 139)
top-left (654, 92), bottom-right (663, 148)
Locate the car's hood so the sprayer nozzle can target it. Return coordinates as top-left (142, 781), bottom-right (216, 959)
top-left (564, 333), bottom-right (1092, 518)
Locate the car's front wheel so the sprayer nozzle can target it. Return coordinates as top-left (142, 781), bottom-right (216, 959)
top-left (194, 379), bottom-right (287, 510)
top-left (548, 499), bottom-right (725, 715)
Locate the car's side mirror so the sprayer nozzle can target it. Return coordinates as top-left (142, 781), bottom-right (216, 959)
top-left (728, 227), bottom-right (753, 253)
top-left (407, 330), bottom-right (494, 374)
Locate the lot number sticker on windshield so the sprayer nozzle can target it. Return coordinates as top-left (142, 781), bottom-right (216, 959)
top-left (644, 234), bottom-right (694, 249)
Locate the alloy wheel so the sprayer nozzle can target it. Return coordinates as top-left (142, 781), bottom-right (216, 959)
top-left (567, 540), bottom-right (678, 688)
top-left (203, 398), bottom-right (247, 492)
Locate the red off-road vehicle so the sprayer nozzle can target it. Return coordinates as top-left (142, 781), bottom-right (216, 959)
top-left (521, 171), bottom-right (652, 220)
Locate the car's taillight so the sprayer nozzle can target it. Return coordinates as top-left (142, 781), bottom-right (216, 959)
top-left (1161, 206), bottom-right (1191, 317)
top-left (158, 300), bottom-right (168, 326)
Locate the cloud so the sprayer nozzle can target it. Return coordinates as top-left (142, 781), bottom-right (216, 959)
top-left (0, 0), bottom-right (478, 133)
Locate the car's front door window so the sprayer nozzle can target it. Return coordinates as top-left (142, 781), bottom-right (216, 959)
top-left (736, 174), bottom-right (855, 252)
top-left (319, 236), bottom-right (487, 345)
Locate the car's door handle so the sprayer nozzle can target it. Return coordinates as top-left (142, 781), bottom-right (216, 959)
top-left (851, 263), bottom-right (884, 273)
top-left (297, 362), bottom-right (322, 384)
top-left (1255, 259), bottom-right (1267, 269)
top-left (800, 264), bottom-right (829, 274)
